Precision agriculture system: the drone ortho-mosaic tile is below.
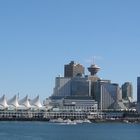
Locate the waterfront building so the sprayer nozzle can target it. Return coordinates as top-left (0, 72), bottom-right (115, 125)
top-left (137, 77), bottom-right (140, 103)
top-left (44, 96), bottom-right (98, 120)
top-left (44, 110), bottom-right (88, 120)
top-left (48, 97), bottom-right (98, 112)
top-left (122, 82), bottom-right (133, 101)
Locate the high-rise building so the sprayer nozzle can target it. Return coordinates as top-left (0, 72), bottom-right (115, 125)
top-left (122, 82), bottom-right (133, 101)
top-left (64, 61), bottom-right (85, 78)
top-left (137, 77), bottom-right (140, 103)
top-left (52, 76), bottom-right (91, 98)
top-left (93, 80), bottom-right (122, 110)
top-left (52, 61), bottom-right (88, 98)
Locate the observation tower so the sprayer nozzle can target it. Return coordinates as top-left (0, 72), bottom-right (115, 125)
top-left (88, 58), bottom-right (100, 76)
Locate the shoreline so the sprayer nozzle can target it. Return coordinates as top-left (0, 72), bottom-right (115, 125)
top-left (0, 118), bottom-right (139, 124)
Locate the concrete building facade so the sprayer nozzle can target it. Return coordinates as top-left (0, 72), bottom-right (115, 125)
top-left (52, 77), bottom-right (71, 97)
top-left (93, 80), bottom-right (122, 110)
top-left (122, 82), bottom-right (133, 100)
top-left (52, 76), bottom-right (90, 98)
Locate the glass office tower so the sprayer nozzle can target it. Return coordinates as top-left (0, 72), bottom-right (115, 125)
top-left (137, 77), bottom-right (140, 103)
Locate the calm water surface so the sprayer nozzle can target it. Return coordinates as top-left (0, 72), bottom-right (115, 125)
top-left (0, 121), bottom-right (140, 140)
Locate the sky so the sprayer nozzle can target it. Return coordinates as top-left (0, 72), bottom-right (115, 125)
top-left (0, 0), bottom-right (140, 101)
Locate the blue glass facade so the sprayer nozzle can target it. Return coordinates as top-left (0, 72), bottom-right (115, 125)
top-left (137, 77), bottom-right (140, 103)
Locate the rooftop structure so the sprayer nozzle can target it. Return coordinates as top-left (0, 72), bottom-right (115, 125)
top-left (0, 95), bottom-right (43, 109)
top-left (19, 95), bottom-right (31, 108)
top-left (0, 95), bottom-right (8, 108)
top-left (64, 61), bottom-right (85, 78)
top-left (8, 95), bottom-right (20, 108)
top-left (88, 64), bottom-right (100, 76)
top-left (30, 95), bottom-right (42, 108)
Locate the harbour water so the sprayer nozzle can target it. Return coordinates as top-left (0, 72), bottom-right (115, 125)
top-left (0, 121), bottom-right (140, 140)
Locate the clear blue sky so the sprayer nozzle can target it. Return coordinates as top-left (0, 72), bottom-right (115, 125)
top-left (0, 0), bottom-right (140, 101)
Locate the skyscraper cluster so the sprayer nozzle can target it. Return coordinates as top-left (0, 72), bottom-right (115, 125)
top-left (51, 61), bottom-right (133, 110)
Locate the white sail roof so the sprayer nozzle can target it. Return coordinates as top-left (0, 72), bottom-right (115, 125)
top-left (0, 95), bottom-right (8, 108)
top-left (19, 95), bottom-right (31, 108)
top-left (29, 95), bottom-right (42, 108)
top-left (8, 95), bottom-right (19, 108)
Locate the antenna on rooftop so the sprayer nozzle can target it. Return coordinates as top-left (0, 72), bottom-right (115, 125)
top-left (93, 56), bottom-right (95, 65)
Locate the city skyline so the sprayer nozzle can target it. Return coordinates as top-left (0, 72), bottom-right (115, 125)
top-left (0, 0), bottom-right (140, 100)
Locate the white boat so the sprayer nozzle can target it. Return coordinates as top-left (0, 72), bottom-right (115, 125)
top-left (64, 119), bottom-right (77, 125)
top-left (49, 118), bottom-right (77, 125)
top-left (49, 118), bottom-right (64, 123)
top-left (83, 119), bottom-right (91, 123)
top-left (74, 119), bottom-right (91, 124)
